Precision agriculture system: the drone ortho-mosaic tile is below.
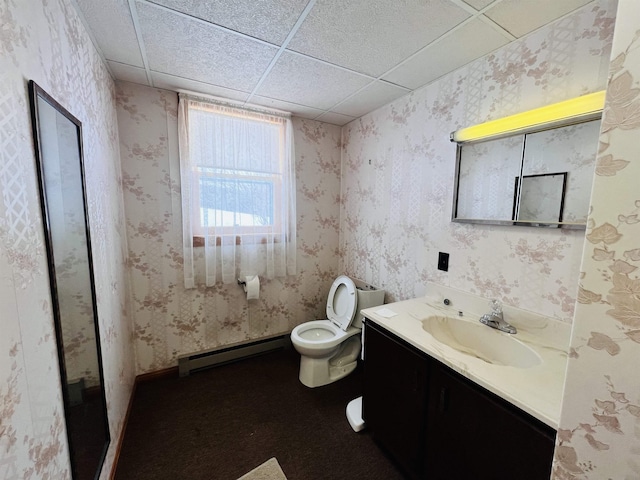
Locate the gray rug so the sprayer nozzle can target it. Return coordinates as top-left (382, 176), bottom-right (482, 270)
top-left (236, 458), bottom-right (287, 480)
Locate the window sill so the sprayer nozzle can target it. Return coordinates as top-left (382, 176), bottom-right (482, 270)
top-left (192, 235), bottom-right (280, 247)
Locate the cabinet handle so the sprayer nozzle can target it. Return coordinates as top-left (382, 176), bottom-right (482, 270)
top-left (439, 387), bottom-right (449, 413)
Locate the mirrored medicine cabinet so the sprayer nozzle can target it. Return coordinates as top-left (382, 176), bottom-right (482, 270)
top-left (451, 116), bottom-right (601, 229)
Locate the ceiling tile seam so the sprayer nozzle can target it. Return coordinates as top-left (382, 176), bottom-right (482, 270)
top-left (448, 0), bottom-right (507, 16)
top-left (311, 1), bottom-right (512, 122)
top-left (144, 67), bottom-right (343, 116)
top-left (68, 0), bottom-right (116, 80)
top-left (128, 0), bottom-right (154, 87)
top-left (139, 0), bottom-right (277, 49)
top-left (314, 79), bottom-right (411, 122)
top-left (519, 0), bottom-right (600, 39)
top-left (283, 49), bottom-right (378, 81)
top-left (146, 69), bottom-right (330, 117)
top-left (148, 70), bottom-right (252, 97)
top-left (374, 12), bottom-right (485, 86)
top-left (478, 14), bottom-right (517, 41)
top-left (480, 0), bottom-right (601, 45)
top-left (446, 0), bottom-right (484, 15)
top-left (378, 79), bottom-right (413, 91)
top-left (248, 93), bottom-right (325, 114)
top-left (313, 112), bottom-right (354, 125)
top-left (137, 0), bottom-right (379, 96)
top-left (108, 59), bottom-right (146, 72)
top-left (244, 0), bottom-right (318, 105)
top-left (447, 0), bottom-right (515, 40)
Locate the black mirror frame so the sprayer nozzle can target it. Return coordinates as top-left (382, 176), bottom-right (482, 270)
top-left (28, 80), bottom-right (110, 480)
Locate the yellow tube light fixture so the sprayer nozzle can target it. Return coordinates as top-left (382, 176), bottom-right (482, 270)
top-left (450, 90), bottom-right (605, 144)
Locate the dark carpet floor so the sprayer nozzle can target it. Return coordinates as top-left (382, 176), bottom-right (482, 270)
top-left (114, 347), bottom-right (406, 480)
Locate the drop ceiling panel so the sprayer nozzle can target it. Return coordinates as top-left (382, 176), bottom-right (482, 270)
top-left (74, 0), bottom-right (144, 67)
top-left (333, 81), bottom-right (409, 117)
top-left (384, 18), bottom-right (510, 89)
top-left (73, 0), bottom-right (602, 125)
top-left (255, 52), bottom-right (372, 111)
top-left (485, 0), bottom-right (593, 38)
top-left (151, 72), bottom-right (250, 102)
top-left (250, 96), bottom-right (324, 120)
top-left (315, 111), bottom-right (356, 127)
top-left (146, 0), bottom-right (309, 45)
top-left (463, 0), bottom-right (496, 11)
top-left (108, 62), bottom-right (149, 85)
top-left (287, 0), bottom-right (470, 77)
top-left (136, 1), bottom-right (278, 92)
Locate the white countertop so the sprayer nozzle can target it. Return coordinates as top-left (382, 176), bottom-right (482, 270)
top-left (361, 287), bottom-right (570, 429)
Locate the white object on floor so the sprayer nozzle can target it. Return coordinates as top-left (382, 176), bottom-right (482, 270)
top-left (346, 396), bottom-right (365, 432)
top-left (236, 457), bottom-right (287, 480)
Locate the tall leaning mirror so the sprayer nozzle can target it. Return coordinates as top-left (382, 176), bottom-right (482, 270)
top-left (29, 80), bottom-right (110, 480)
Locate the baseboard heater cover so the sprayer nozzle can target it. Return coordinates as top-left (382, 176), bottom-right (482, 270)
top-left (178, 334), bottom-right (290, 377)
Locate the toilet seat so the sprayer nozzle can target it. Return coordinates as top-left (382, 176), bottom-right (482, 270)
top-left (326, 275), bottom-right (357, 331)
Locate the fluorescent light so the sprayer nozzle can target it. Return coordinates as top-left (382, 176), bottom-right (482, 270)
top-left (450, 91), bottom-right (605, 144)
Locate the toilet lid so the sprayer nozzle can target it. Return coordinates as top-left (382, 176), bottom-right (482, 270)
top-left (326, 275), bottom-right (357, 331)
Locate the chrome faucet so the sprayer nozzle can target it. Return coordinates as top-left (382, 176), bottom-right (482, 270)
top-left (479, 299), bottom-right (517, 334)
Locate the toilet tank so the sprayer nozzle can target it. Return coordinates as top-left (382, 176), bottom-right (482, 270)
top-left (352, 278), bottom-right (385, 328)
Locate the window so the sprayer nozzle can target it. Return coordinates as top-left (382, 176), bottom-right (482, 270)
top-left (178, 95), bottom-right (296, 287)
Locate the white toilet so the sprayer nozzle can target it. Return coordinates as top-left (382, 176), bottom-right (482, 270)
top-left (291, 275), bottom-right (384, 388)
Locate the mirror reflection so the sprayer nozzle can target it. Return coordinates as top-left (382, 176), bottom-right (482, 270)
top-left (521, 120), bottom-right (601, 224)
top-left (29, 81), bottom-right (109, 480)
top-left (453, 118), bottom-right (600, 228)
top-left (515, 173), bottom-right (566, 224)
top-left (455, 135), bottom-right (523, 221)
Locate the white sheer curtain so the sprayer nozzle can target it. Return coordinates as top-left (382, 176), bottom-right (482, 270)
top-left (178, 94), bottom-right (296, 288)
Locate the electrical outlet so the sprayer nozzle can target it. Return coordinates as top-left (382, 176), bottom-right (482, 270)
top-left (438, 252), bottom-right (449, 272)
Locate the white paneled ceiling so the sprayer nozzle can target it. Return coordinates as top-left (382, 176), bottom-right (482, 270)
top-left (73, 0), bottom-right (596, 126)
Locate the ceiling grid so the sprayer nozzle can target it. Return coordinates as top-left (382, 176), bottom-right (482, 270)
top-left (73, 0), bottom-right (595, 125)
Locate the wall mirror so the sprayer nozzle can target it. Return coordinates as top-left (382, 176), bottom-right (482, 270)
top-left (451, 92), bottom-right (603, 229)
top-left (29, 81), bottom-right (110, 480)
top-left (452, 118), bottom-right (600, 228)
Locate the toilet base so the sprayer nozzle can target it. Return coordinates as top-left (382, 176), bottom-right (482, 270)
top-left (298, 336), bottom-right (361, 388)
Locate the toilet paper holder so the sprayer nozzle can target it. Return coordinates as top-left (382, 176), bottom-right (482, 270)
top-left (238, 275), bottom-right (259, 286)
top-left (238, 275), bottom-right (260, 300)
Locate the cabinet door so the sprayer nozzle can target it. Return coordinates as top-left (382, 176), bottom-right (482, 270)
top-left (425, 363), bottom-right (555, 480)
top-left (363, 322), bottom-right (429, 479)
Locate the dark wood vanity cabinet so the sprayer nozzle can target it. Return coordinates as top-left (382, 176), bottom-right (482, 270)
top-left (362, 319), bottom-right (429, 479)
top-left (426, 363), bottom-right (556, 479)
top-left (363, 320), bottom-right (556, 480)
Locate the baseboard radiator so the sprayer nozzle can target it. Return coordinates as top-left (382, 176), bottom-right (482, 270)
top-left (178, 334), bottom-right (291, 377)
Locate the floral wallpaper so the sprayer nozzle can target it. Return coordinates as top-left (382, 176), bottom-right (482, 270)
top-left (116, 81), bottom-right (342, 373)
top-left (340, 0), bottom-right (617, 323)
top-left (553, 2), bottom-right (640, 477)
top-left (0, 0), bottom-right (135, 478)
top-left (3, 0), bottom-right (637, 477)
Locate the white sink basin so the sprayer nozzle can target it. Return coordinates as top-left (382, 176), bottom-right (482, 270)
top-left (422, 315), bottom-right (542, 368)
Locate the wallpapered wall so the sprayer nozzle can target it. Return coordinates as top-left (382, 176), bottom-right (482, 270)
top-left (340, 0), bottom-right (616, 323)
top-left (116, 81), bottom-right (343, 374)
top-left (0, 0), bottom-right (135, 478)
top-left (2, 0), bottom-right (636, 477)
top-left (553, 1), bottom-right (640, 476)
